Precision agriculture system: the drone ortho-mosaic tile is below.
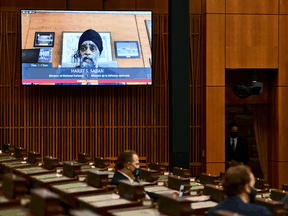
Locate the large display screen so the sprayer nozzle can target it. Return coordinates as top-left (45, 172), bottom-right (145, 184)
top-left (21, 10), bottom-right (152, 85)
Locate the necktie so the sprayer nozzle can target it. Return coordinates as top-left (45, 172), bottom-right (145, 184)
top-left (232, 139), bottom-right (235, 152)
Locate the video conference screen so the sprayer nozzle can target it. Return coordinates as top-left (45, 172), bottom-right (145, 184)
top-left (21, 10), bottom-right (152, 85)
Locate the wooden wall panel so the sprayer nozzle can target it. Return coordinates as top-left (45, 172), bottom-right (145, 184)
top-left (277, 87), bottom-right (288, 162)
top-left (105, 0), bottom-right (136, 10)
top-left (268, 161), bottom-right (278, 188)
top-left (69, 0), bottom-right (103, 10)
top-left (280, 0), bottom-right (288, 14)
top-left (226, 15), bottom-right (278, 68)
top-left (136, 0), bottom-right (168, 14)
top-left (278, 162), bottom-right (288, 187)
top-left (204, 0), bottom-right (225, 14)
top-left (269, 161), bottom-right (288, 189)
top-left (279, 15), bottom-right (288, 86)
top-left (190, 15), bottom-right (202, 166)
top-left (206, 162), bottom-right (225, 175)
top-left (268, 86), bottom-right (278, 162)
top-left (226, 0), bottom-right (279, 14)
top-left (190, 0), bottom-right (202, 14)
top-left (206, 87), bottom-right (225, 163)
top-left (206, 14), bottom-right (225, 86)
top-left (0, 0), bottom-right (66, 11)
top-left (0, 0), bottom-right (170, 13)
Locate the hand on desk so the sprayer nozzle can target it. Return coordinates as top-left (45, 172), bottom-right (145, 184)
top-left (171, 190), bottom-right (179, 195)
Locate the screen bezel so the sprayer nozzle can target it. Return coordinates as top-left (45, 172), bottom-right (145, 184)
top-left (20, 9), bottom-right (153, 86)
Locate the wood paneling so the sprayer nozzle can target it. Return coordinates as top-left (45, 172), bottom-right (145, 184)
top-left (105, 0), bottom-right (136, 10)
top-left (278, 15), bottom-right (288, 86)
top-left (190, 0), bottom-right (202, 14)
top-left (280, 0), bottom-right (288, 14)
top-left (190, 15), bottom-right (202, 164)
top-left (268, 161), bottom-right (278, 188)
top-left (268, 86), bottom-right (279, 162)
top-left (267, 87), bottom-right (288, 163)
top-left (277, 87), bottom-right (288, 162)
top-left (269, 161), bottom-right (288, 189)
top-left (0, 0), bottom-right (170, 12)
top-left (226, 0), bottom-right (279, 14)
top-left (206, 162), bottom-right (225, 175)
top-left (278, 162), bottom-right (288, 188)
top-left (69, 0), bottom-right (104, 10)
top-left (226, 15), bottom-right (278, 68)
top-left (205, 0), bottom-right (225, 14)
top-left (136, 0), bottom-right (168, 14)
top-left (206, 87), bottom-right (225, 163)
top-left (0, 0), bottom-right (66, 11)
top-left (206, 14), bottom-right (225, 86)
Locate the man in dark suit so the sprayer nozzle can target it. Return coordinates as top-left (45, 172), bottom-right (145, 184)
top-left (226, 122), bottom-right (250, 169)
top-left (207, 165), bottom-right (271, 216)
top-left (110, 150), bottom-right (141, 186)
top-left (110, 150), bottom-right (158, 201)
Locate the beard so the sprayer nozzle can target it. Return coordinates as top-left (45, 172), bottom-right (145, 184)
top-left (79, 55), bottom-right (99, 68)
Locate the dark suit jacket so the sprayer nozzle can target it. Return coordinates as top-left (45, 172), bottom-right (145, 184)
top-left (281, 194), bottom-right (288, 211)
top-left (110, 171), bottom-right (158, 201)
top-left (225, 136), bottom-right (250, 169)
top-left (207, 196), bottom-right (272, 216)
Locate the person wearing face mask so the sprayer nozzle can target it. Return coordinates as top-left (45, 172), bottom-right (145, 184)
top-left (225, 122), bottom-right (250, 170)
top-left (207, 165), bottom-right (271, 216)
top-left (110, 150), bottom-right (141, 185)
top-left (110, 150), bottom-right (158, 201)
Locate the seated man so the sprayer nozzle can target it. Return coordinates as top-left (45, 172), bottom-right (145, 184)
top-left (110, 150), bottom-right (158, 201)
top-left (111, 150), bottom-right (141, 185)
top-left (207, 165), bottom-right (271, 216)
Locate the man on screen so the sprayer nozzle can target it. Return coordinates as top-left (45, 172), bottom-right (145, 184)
top-left (75, 29), bottom-right (103, 68)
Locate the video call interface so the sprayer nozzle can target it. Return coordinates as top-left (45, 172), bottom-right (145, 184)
top-left (21, 10), bottom-right (152, 85)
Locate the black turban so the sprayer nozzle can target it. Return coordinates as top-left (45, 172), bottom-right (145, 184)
top-left (78, 29), bottom-right (103, 55)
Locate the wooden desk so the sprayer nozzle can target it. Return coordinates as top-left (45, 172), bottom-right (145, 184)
top-left (50, 181), bottom-right (106, 207)
top-left (139, 168), bottom-right (159, 182)
top-left (271, 189), bottom-right (288, 202)
top-left (108, 206), bottom-right (166, 216)
top-left (173, 167), bottom-right (191, 178)
top-left (1, 161), bottom-right (38, 174)
top-left (199, 173), bottom-right (220, 185)
top-left (14, 166), bottom-right (56, 185)
top-left (77, 193), bottom-right (142, 216)
top-left (191, 201), bottom-right (218, 215)
top-left (255, 178), bottom-right (270, 189)
top-left (255, 197), bottom-right (287, 216)
top-left (158, 193), bottom-right (194, 216)
top-left (144, 185), bottom-right (174, 195)
top-left (30, 173), bottom-right (78, 189)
